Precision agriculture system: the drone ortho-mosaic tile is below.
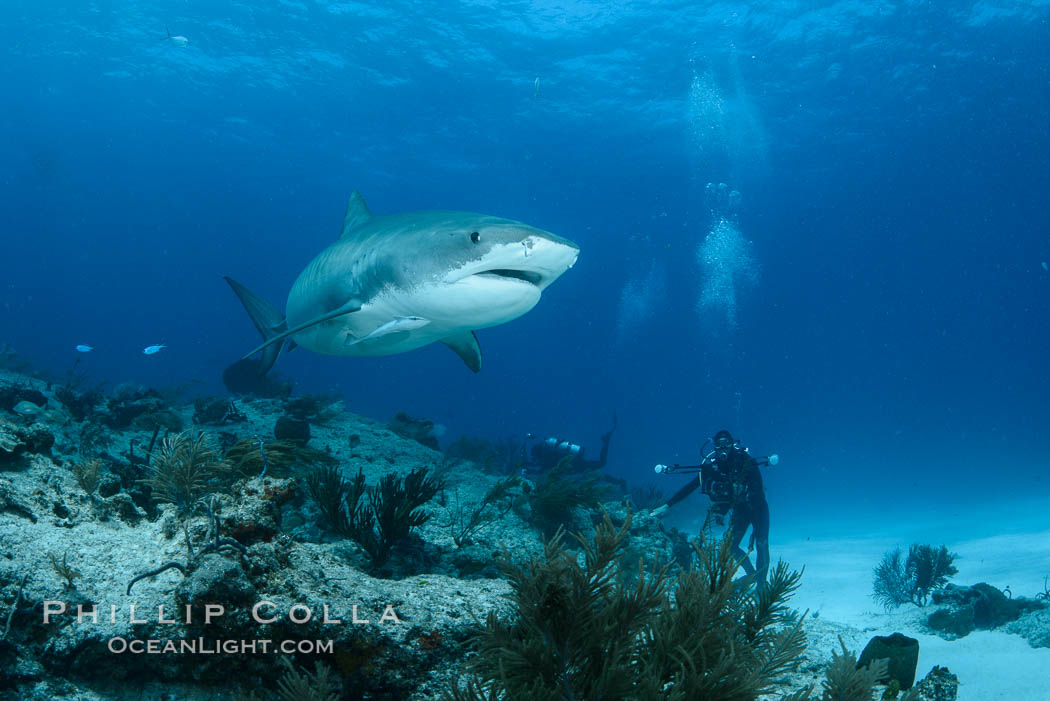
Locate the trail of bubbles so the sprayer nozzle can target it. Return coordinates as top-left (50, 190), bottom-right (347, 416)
top-left (615, 260), bottom-right (668, 346)
top-left (696, 216), bottom-right (759, 332)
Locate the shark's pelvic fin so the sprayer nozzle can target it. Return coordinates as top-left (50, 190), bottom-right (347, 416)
top-left (242, 300), bottom-right (362, 361)
top-left (345, 316), bottom-right (431, 346)
top-left (340, 191), bottom-right (374, 239)
top-left (224, 276), bottom-right (287, 374)
top-left (442, 331), bottom-right (482, 373)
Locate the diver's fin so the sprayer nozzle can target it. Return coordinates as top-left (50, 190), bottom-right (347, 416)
top-left (224, 276), bottom-right (288, 374)
top-left (345, 316), bottom-right (431, 346)
top-left (242, 301), bottom-right (362, 361)
top-left (339, 191), bottom-right (374, 239)
top-left (442, 331), bottom-right (482, 373)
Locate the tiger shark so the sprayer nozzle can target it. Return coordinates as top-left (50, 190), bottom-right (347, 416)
top-left (225, 191), bottom-right (579, 373)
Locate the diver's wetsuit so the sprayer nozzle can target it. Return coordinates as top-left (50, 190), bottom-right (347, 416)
top-left (527, 426), bottom-right (625, 490)
top-left (665, 446), bottom-right (770, 586)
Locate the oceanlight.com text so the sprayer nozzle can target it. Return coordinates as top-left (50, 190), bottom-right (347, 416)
top-left (107, 637), bottom-right (335, 655)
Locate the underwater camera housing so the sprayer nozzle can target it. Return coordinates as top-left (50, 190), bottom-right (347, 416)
top-left (654, 453), bottom-right (780, 474)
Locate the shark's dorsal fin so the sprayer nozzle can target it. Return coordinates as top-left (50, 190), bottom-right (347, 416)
top-left (340, 191), bottom-right (374, 239)
top-left (442, 331), bottom-right (482, 373)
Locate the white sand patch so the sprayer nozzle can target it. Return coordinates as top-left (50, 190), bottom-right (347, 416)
top-left (772, 510), bottom-right (1050, 701)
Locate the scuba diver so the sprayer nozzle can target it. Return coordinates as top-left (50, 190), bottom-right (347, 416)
top-left (651, 429), bottom-right (778, 591)
top-left (522, 412), bottom-right (623, 487)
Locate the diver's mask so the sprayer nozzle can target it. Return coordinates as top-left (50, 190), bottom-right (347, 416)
top-left (714, 436), bottom-right (734, 462)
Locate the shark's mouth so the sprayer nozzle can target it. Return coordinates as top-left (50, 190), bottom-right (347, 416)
top-left (475, 269), bottom-right (544, 286)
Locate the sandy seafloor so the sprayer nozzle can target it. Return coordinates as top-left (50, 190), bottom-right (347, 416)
top-left (769, 497), bottom-right (1050, 701)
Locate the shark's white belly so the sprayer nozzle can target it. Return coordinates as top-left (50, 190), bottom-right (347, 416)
top-left (289, 276), bottom-right (542, 357)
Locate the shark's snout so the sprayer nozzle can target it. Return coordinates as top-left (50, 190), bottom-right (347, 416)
top-left (466, 234), bottom-right (578, 291)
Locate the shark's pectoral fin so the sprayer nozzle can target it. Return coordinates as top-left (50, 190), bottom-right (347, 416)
top-left (242, 301), bottom-right (362, 361)
top-left (345, 316), bottom-right (431, 346)
top-left (442, 331), bottom-right (482, 373)
top-left (339, 191), bottom-right (374, 239)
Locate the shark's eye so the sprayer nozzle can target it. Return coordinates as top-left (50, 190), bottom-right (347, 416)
top-left (470, 231), bottom-right (481, 244)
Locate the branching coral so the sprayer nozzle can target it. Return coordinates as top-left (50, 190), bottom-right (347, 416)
top-left (223, 438), bottom-right (337, 480)
top-left (48, 551), bottom-right (81, 591)
top-left (820, 638), bottom-right (888, 701)
top-left (306, 466), bottom-right (441, 568)
top-left (448, 509), bottom-right (807, 700)
top-left (275, 657), bottom-right (339, 701)
top-left (630, 483), bottom-right (666, 511)
top-left (306, 464), bottom-right (367, 535)
top-left (141, 431), bottom-right (223, 513)
top-left (366, 467), bottom-right (442, 567)
top-left (443, 475), bottom-right (519, 547)
top-left (528, 456), bottom-right (608, 537)
top-left (72, 458), bottom-right (102, 495)
top-left (873, 544), bottom-right (957, 608)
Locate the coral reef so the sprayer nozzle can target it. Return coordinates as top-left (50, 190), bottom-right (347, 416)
top-left (223, 437), bottom-right (336, 480)
top-left (193, 396), bottom-right (247, 426)
top-left (442, 435), bottom-right (521, 474)
top-left (449, 510), bottom-right (808, 700)
top-left (0, 418), bottom-right (54, 467)
top-left (274, 414), bottom-right (311, 443)
top-left (141, 431), bottom-right (224, 513)
top-left (71, 458), bottom-right (102, 495)
top-left (441, 474), bottom-right (519, 547)
top-left (282, 394), bottom-right (344, 426)
top-left (126, 497), bottom-right (248, 595)
top-left (926, 582), bottom-right (1046, 640)
top-left (47, 552), bottom-right (82, 590)
top-left (873, 544), bottom-right (957, 608)
top-left (527, 456), bottom-right (607, 537)
top-left (307, 465), bottom-right (442, 572)
top-left (818, 638), bottom-right (888, 700)
top-left (0, 369), bottom-right (992, 700)
top-left (388, 412), bottom-right (441, 450)
top-left (629, 482), bottom-right (666, 511)
top-left (274, 658), bottom-right (340, 701)
top-left (905, 666), bottom-right (959, 701)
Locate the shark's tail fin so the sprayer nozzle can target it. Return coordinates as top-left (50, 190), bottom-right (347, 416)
top-left (224, 277), bottom-right (287, 375)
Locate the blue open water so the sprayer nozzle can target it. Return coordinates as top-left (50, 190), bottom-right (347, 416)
top-left (2, 1), bottom-right (1048, 534)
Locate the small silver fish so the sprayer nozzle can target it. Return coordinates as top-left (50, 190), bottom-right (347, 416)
top-left (1042, 261), bottom-right (1048, 272)
top-left (13, 400), bottom-right (42, 417)
top-left (165, 26), bottom-right (189, 47)
top-left (143, 344), bottom-right (167, 355)
top-left (75, 344), bottom-right (93, 353)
